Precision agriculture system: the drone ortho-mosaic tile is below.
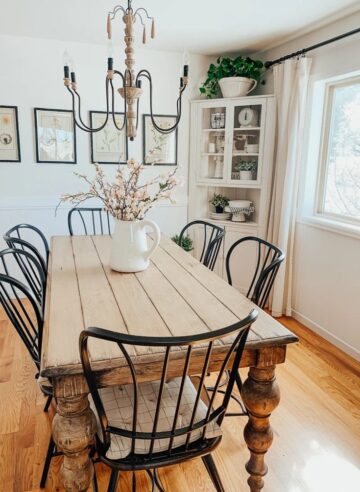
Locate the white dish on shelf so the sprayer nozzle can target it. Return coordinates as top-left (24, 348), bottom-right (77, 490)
top-left (209, 212), bottom-right (231, 221)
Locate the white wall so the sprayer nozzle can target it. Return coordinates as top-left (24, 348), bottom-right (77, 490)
top-left (0, 34), bottom-right (211, 247)
top-left (256, 11), bottom-right (360, 359)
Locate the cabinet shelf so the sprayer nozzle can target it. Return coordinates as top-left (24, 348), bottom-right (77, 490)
top-left (205, 217), bottom-right (258, 227)
top-left (201, 153), bottom-right (224, 156)
top-left (232, 152), bottom-right (259, 156)
top-left (196, 181), bottom-right (262, 189)
top-left (202, 128), bottom-right (226, 132)
top-left (234, 127), bottom-right (261, 131)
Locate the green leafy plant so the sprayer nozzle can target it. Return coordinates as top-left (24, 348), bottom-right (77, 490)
top-left (171, 234), bottom-right (194, 252)
top-left (200, 56), bottom-right (264, 98)
top-left (235, 160), bottom-right (257, 172)
top-left (209, 193), bottom-right (229, 212)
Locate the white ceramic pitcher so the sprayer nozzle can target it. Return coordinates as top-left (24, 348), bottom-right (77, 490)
top-left (110, 219), bottom-right (161, 273)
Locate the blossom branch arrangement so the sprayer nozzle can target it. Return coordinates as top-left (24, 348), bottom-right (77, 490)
top-left (60, 159), bottom-right (181, 221)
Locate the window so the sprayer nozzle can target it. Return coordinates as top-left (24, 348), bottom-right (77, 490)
top-left (317, 77), bottom-right (360, 224)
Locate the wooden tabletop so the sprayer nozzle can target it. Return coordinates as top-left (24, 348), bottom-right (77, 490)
top-left (41, 235), bottom-right (297, 379)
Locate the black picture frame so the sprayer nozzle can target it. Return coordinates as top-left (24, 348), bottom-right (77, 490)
top-left (34, 108), bottom-right (77, 164)
top-left (89, 110), bottom-right (128, 164)
top-left (142, 114), bottom-right (178, 166)
top-left (0, 105), bottom-right (21, 162)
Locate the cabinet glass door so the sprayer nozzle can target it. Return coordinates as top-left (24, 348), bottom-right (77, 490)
top-left (228, 101), bottom-right (266, 185)
top-left (197, 104), bottom-right (229, 184)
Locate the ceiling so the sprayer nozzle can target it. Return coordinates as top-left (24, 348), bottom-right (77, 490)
top-left (1, 0), bottom-right (359, 55)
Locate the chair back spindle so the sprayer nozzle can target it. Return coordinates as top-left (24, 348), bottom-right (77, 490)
top-left (0, 248), bottom-right (46, 310)
top-left (226, 236), bottom-right (285, 308)
top-left (178, 220), bottom-right (225, 271)
top-left (68, 207), bottom-right (112, 236)
top-left (4, 224), bottom-right (49, 271)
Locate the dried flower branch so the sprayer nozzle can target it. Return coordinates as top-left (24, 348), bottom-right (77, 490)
top-left (59, 159), bottom-right (181, 221)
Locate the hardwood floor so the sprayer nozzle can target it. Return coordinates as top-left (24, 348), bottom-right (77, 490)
top-left (0, 308), bottom-right (359, 491)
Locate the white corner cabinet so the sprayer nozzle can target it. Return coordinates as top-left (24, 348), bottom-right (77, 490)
top-left (188, 95), bottom-right (276, 292)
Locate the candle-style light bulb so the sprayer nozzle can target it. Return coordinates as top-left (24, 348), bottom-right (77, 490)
top-left (107, 38), bottom-right (114, 57)
top-left (183, 50), bottom-right (189, 77)
top-left (62, 49), bottom-right (70, 66)
top-left (69, 57), bottom-right (76, 73)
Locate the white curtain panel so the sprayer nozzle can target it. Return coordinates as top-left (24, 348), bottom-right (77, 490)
top-left (267, 57), bottom-right (312, 317)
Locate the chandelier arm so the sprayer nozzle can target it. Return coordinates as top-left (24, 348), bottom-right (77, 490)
top-left (109, 5), bottom-right (126, 20)
top-left (72, 78), bottom-right (111, 132)
top-left (134, 7), bottom-right (153, 20)
top-left (109, 77), bottom-right (127, 132)
top-left (136, 11), bottom-right (145, 27)
top-left (67, 87), bottom-right (96, 133)
top-left (137, 71), bottom-right (184, 134)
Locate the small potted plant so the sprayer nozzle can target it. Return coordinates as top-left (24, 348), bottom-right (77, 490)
top-left (171, 234), bottom-right (194, 252)
top-left (209, 193), bottom-right (230, 213)
top-left (200, 56), bottom-right (264, 99)
top-left (236, 160), bottom-right (257, 180)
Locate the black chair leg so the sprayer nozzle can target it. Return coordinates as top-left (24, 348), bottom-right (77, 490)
top-left (154, 469), bottom-right (165, 492)
top-left (202, 454), bottom-right (225, 492)
top-left (40, 437), bottom-right (55, 488)
top-left (107, 469), bottom-right (119, 492)
top-left (43, 395), bottom-right (53, 412)
top-left (235, 370), bottom-right (243, 393)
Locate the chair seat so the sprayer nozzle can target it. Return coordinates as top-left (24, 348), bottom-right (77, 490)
top-left (92, 376), bottom-right (222, 460)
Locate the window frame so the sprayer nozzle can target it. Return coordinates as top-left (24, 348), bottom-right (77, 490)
top-left (315, 74), bottom-right (360, 227)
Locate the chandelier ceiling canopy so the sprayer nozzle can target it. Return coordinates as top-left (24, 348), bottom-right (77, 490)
top-left (63, 0), bottom-right (189, 141)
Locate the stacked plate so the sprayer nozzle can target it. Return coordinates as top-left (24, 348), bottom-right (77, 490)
top-left (209, 212), bottom-right (231, 221)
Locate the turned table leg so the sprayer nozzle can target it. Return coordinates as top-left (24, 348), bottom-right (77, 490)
top-left (52, 375), bottom-right (97, 492)
top-left (241, 365), bottom-right (280, 492)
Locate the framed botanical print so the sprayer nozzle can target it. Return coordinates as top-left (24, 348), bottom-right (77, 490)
top-left (0, 106), bottom-right (21, 162)
top-left (34, 108), bottom-right (77, 164)
top-left (89, 111), bottom-right (128, 164)
top-left (143, 114), bottom-right (178, 165)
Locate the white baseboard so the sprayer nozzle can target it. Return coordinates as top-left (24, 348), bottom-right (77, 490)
top-left (292, 309), bottom-right (360, 362)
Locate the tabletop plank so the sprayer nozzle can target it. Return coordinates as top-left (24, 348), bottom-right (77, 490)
top-left (42, 237), bottom-right (84, 369)
top-left (71, 236), bottom-right (136, 360)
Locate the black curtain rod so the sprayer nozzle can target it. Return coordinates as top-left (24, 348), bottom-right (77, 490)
top-left (264, 26), bottom-right (360, 69)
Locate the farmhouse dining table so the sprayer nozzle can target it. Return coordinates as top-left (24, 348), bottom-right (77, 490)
top-left (40, 234), bottom-right (298, 492)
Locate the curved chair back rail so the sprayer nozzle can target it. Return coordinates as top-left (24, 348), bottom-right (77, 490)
top-left (68, 207), bottom-right (112, 236)
top-left (80, 308), bottom-right (257, 471)
top-left (226, 236), bottom-right (285, 309)
top-left (0, 248), bottom-right (46, 310)
top-left (4, 223), bottom-right (49, 269)
top-left (3, 235), bottom-right (47, 280)
top-left (0, 273), bottom-right (44, 370)
top-left (178, 220), bottom-right (225, 271)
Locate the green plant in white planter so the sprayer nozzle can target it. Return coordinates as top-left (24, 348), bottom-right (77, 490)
top-left (235, 160), bottom-right (257, 180)
top-left (209, 193), bottom-right (230, 213)
top-left (200, 56), bottom-right (264, 99)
